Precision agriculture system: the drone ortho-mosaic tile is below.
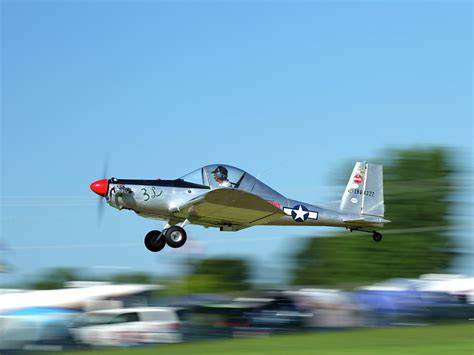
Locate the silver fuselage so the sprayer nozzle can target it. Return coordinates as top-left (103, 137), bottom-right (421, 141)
top-left (106, 180), bottom-right (384, 230)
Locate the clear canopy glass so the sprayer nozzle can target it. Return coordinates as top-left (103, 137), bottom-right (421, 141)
top-left (179, 164), bottom-right (283, 199)
top-left (203, 164), bottom-right (246, 189)
top-left (179, 168), bottom-right (205, 186)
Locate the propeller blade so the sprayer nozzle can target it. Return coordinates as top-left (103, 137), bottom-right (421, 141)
top-left (97, 195), bottom-right (105, 225)
top-left (102, 158), bottom-right (108, 181)
top-left (96, 158), bottom-right (109, 226)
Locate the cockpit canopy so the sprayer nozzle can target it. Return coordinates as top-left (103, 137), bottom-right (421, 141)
top-left (179, 164), bottom-right (283, 199)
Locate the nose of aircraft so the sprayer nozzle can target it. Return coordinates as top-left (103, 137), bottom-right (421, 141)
top-left (90, 179), bottom-right (109, 197)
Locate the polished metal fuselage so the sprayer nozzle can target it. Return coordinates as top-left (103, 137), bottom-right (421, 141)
top-left (106, 180), bottom-right (384, 230)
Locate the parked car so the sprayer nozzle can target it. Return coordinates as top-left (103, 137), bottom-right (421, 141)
top-left (0, 307), bottom-right (80, 351)
top-left (70, 307), bottom-right (184, 347)
top-left (186, 294), bottom-right (309, 339)
top-left (237, 295), bottom-right (309, 333)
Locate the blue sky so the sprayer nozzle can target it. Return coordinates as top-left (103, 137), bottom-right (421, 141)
top-left (1, 1), bottom-right (472, 285)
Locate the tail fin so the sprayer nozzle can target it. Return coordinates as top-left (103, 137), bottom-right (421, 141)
top-left (340, 162), bottom-right (385, 217)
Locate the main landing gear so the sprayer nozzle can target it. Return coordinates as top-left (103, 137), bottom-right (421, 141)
top-left (144, 223), bottom-right (188, 252)
top-left (349, 228), bottom-right (383, 242)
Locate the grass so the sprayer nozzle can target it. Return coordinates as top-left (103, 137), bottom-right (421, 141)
top-left (62, 323), bottom-right (474, 355)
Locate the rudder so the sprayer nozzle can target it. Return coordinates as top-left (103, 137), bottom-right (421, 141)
top-left (340, 161), bottom-right (385, 217)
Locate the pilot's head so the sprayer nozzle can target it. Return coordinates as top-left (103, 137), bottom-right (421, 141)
top-left (211, 165), bottom-right (228, 182)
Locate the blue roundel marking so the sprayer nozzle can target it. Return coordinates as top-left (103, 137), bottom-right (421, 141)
top-left (291, 204), bottom-right (309, 222)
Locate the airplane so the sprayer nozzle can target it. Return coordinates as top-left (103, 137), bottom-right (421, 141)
top-left (90, 162), bottom-right (390, 252)
top-left (0, 282), bottom-right (162, 314)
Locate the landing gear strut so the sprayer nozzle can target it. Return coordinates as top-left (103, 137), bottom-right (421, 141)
top-left (144, 223), bottom-right (188, 252)
top-left (349, 228), bottom-right (383, 242)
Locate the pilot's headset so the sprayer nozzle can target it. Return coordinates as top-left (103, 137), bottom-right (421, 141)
top-left (212, 166), bottom-right (228, 181)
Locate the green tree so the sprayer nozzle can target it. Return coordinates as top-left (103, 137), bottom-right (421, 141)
top-left (291, 147), bottom-right (458, 286)
top-left (30, 268), bottom-right (161, 290)
top-left (169, 257), bottom-right (251, 295)
top-left (110, 272), bottom-right (155, 284)
top-left (31, 267), bottom-right (82, 289)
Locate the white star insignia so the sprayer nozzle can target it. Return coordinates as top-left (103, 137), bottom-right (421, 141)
top-left (283, 205), bottom-right (318, 221)
top-left (293, 205), bottom-right (308, 221)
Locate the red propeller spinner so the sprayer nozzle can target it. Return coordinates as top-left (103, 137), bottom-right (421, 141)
top-left (90, 179), bottom-right (109, 197)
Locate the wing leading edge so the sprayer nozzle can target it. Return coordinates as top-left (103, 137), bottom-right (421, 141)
top-left (170, 189), bottom-right (285, 228)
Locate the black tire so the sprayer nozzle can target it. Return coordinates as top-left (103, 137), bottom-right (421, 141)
top-left (164, 226), bottom-right (187, 248)
top-left (372, 232), bottom-right (383, 242)
top-left (144, 230), bottom-right (166, 252)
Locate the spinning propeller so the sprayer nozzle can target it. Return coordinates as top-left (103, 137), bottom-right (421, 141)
top-left (90, 160), bottom-right (110, 225)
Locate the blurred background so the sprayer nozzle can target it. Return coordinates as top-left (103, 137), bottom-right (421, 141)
top-left (1, 0), bottom-right (472, 353)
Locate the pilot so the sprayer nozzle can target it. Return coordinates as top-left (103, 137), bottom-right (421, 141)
top-left (211, 165), bottom-right (232, 187)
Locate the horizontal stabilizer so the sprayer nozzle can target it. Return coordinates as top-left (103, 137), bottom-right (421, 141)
top-left (343, 216), bottom-right (391, 228)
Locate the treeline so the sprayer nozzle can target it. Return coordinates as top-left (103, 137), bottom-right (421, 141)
top-left (292, 147), bottom-right (458, 286)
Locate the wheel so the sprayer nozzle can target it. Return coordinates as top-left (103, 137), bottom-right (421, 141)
top-left (164, 226), bottom-right (187, 248)
top-left (144, 230), bottom-right (166, 252)
top-left (372, 232), bottom-right (383, 242)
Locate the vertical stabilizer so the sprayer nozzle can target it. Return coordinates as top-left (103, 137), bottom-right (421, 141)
top-left (340, 162), bottom-right (385, 217)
